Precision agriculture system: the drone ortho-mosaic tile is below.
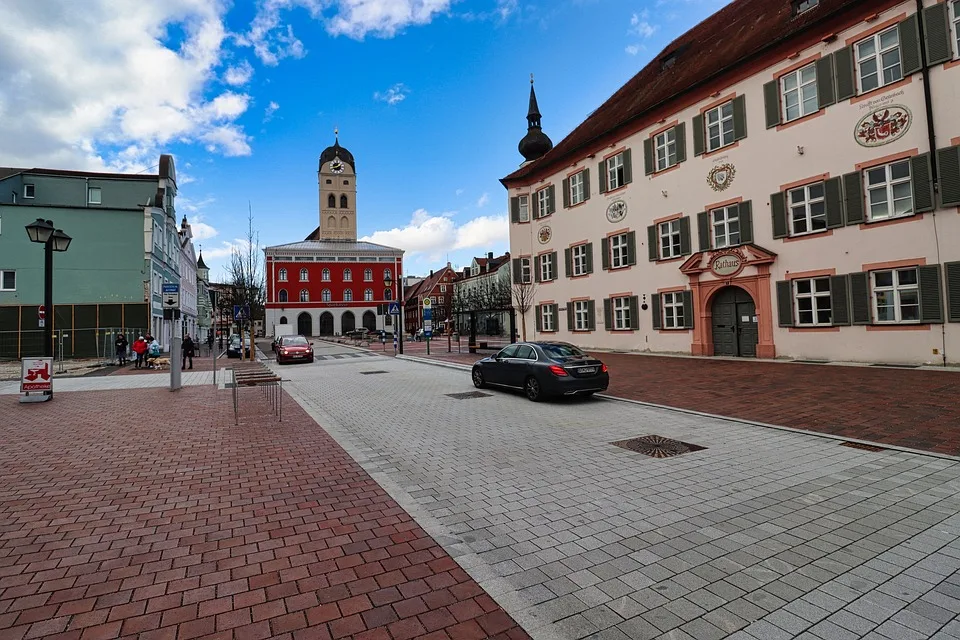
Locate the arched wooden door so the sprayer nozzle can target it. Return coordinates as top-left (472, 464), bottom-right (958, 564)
top-left (711, 287), bottom-right (757, 357)
top-left (318, 312), bottom-right (334, 336)
top-left (341, 311), bottom-right (356, 334)
top-left (297, 312), bottom-right (312, 337)
top-left (362, 311), bottom-right (377, 332)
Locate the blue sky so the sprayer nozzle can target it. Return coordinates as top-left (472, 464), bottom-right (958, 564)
top-left (0, 0), bottom-right (730, 279)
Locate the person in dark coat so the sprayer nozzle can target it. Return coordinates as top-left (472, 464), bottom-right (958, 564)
top-left (182, 335), bottom-right (195, 370)
top-left (115, 334), bottom-right (129, 366)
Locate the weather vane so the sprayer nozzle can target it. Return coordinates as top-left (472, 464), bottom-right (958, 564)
top-left (530, 73), bottom-right (534, 84)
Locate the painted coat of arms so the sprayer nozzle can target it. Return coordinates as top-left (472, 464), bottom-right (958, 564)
top-left (538, 226), bottom-right (552, 244)
top-left (855, 105), bottom-right (911, 147)
top-left (707, 163), bottom-right (736, 192)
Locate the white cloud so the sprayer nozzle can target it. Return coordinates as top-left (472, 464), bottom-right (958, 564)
top-left (361, 209), bottom-right (507, 260)
top-left (625, 44), bottom-right (641, 55)
top-left (455, 188), bottom-right (464, 196)
top-left (264, 101), bottom-right (280, 121)
top-left (374, 83), bottom-right (410, 105)
top-left (476, 192), bottom-right (489, 208)
top-left (0, 2), bottom-right (253, 170)
top-left (223, 60), bottom-right (254, 86)
top-left (186, 215), bottom-right (218, 241)
top-left (453, 215), bottom-right (508, 250)
top-left (204, 238), bottom-right (251, 260)
top-left (630, 11), bottom-right (658, 38)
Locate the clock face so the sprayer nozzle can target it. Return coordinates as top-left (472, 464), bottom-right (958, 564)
top-left (330, 159), bottom-right (344, 174)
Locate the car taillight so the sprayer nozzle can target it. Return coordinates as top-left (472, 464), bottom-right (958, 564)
top-left (601, 364), bottom-right (608, 373)
top-left (548, 365), bottom-right (568, 377)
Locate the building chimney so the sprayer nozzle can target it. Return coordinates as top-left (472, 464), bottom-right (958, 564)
top-left (430, 270), bottom-right (434, 277)
top-left (487, 252), bottom-right (494, 260)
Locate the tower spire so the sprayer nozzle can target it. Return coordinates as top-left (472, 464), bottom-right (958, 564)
top-left (518, 74), bottom-right (553, 162)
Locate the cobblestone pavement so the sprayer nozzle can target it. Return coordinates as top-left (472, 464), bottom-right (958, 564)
top-left (282, 354), bottom-right (960, 640)
top-left (0, 382), bottom-right (530, 640)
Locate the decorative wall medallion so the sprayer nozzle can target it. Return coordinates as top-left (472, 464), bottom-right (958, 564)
top-left (855, 105), bottom-right (911, 147)
top-left (707, 163), bottom-right (736, 192)
top-left (537, 226), bottom-right (552, 244)
top-left (606, 200), bottom-right (627, 223)
top-left (709, 250), bottom-right (745, 278)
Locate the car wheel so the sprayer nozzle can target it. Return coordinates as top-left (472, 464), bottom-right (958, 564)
top-left (524, 376), bottom-right (542, 402)
top-left (472, 367), bottom-right (486, 389)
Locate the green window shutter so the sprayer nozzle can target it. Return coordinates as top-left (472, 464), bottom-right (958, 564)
top-left (548, 185), bottom-right (557, 214)
top-left (911, 153), bottom-right (935, 213)
top-left (601, 237), bottom-right (610, 270)
top-left (776, 280), bottom-right (794, 327)
top-left (629, 296), bottom-right (640, 330)
top-left (551, 251), bottom-right (558, 278)
top-left (763, 80), bottom-right (781, 129)
top-left (850, 272), bottom-right (871, 324)
top-left (585, 243), bottom-right (594, 274)
top-left (732, 95), bottom-right (748, 141)
top-left (603, 298), bottom-right (613, 330)
top-left (626, 231), bottom-right (637, 266)
top-left (675, 123), bottom-right (687, 164)
top-left (535, 305), bottom-right (542, 332)
top-left (652, 294), bottom-right (662, 330)
top-left (697, 211), bottom-right (711, 251)
top-left (644, 138), bottom-right (654, 176)
top-left (533, 255), bottom-right (541, 283)
top-left (582, 168), bottom-right (591, 200)
top-left (567, 304), bottom-right (574, 330)
top-left (843, 171), bottom-right (865, 225)
top-left (918, 264), bottom-right (944, 324)
top-left (564, 247), bottom-right (573, 278)
top-left (825, 177), bottom-right (844, 228)
top-left (693, 114), bottom-right (705, 156)
top-left (738, 200), bottom-right (753, 245)
top-left (623, 149), bottom-right (633, 185)
top-left (830, 275), bottom-right (850, 326)
top-left (816, 54), bottom-right (836, 109)
top-left (946, 262), bottom-right (960, 322)
top-left (937, 145), bottom-right (960, 207)
top-left (510, 197), bottom-right (520, 223)
top-left (647, 225), bottom-right (658, 261)
top-left (587, 300), bottom-right (596, 330)
top-left (899, 14), bottom-right (923, 77)
top-left (771, 191), bottom-right (789, 239)
top-left (679, 216), bottom-right (692, 256)
top-left (598, 161), bottom-right (607, 193)
top-left (562, 178), bottom-right (570, 209)
top-left (512, 258), bottom-right (521, 284)
top-left (682, 291), bottom-right (694, 329)
top-left (551, 304), bottom-right (559, 326)
top-left (834, 46), bottom-right (856, 101)
top-left (923, 3), bottom-right (953, 66)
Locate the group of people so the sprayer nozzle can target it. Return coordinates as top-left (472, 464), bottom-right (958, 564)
top-left (114, 333), bottom-right (201, 370)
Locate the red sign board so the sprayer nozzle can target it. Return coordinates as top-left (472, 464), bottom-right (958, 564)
top-left (21, 357), bottom-right (53, 392)
top-left (38, 305), bottom-right (45, 319)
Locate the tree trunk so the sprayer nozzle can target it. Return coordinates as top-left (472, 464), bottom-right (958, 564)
top-left (520, 313), bottom-right (527, 341)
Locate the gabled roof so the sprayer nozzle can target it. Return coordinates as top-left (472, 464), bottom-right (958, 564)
top-left (0, 167), bottom-right (27, 180)
top-left (403, 266), bottom-right (457, 303)
top-left (2, 167), bottom-right (159, 180)
top-left (502, 0), bottom-right (865, 184)
top-left (265, 239), bottom-right (403, 254)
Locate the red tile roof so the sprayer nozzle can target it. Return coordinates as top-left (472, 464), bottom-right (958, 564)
top-left (403, 267), bottom-right (457, 304)
top-left (502, 0), bottom-right (873, 185)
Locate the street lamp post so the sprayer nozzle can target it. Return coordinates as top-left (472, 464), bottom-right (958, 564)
top-left (25, 219), bottom-right (72, 359)
top-left (383, 274), bottom-right (402, 355)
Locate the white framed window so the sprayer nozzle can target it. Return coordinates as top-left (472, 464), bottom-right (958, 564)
top-left (606, 153), bottom-right (626, 190)
top-left (299, 289), bottom-right (309, 302)
top-left (278, 289), bottom-right (288, 303)
top-left (438, 296), bottom-right (444, 303)
top-left (536, 187), bottom-right (552, 218)
top-left (518, 195), bottom-right (530, 222)
top-left (278, 268), bottom-right (288, 282)
top-left (705, 101), bottom-right (735, 152)
top-left (23, 184), bottom-right (35, 199)
top-left (322, 268), bottom-right (331, 281)
top-left (781, 64), bottom-right (818, 122)
top-left (88, 186), bottom-right (101, 204)
top-left (712, 206), bottom-right (741, 248)
top-left (788, 182), bottom-right (827, 235)
top-left (440, 284), bottom-right (447, 292)
top-left (574, 300), bottom-right (591, 331)
top-left (865, 160), bottom-right (913, 221)
top-left (0, 270), bottom-right (15, 291)
top-left (299, 268), bottom-right (309, 282)
top-left (364, 288), bottom-right (374, 301)
top-left (569, 172), bottom-right (585, 206)
top-left (655, 129), bottom-right (677, 171)
top-left (321, 289), bottom-right (331, 302)
top-left (610, 233), bottom-right (629, 269)
top-left (953, 1), bottom-right (960, 60)
top-left (794, 278), bottom-right (832, 326)
top-left (343, 268), bottom-right (352, 281)
top-left (541, 305), bottom-right (555, 332)
top-left (659, 220), bottom-right (682, 259)
top-left (520, 258), bottom-right (531, 284)
top-left (540, 253), bottom-right (555, 281)
top-left (662, 292), bottom-right (685, 329)
top-left (364, 268), bottom-right (373, 281)
top-left (855, 27), bottom-right (902, 94)
top-left (572, 245), bottom-right (588, 277)
top-left (384, 268), bottom-right (392, 280)
top-left (344, 289), bottom-right (353, 302)
top-left (873, 268), bottom-right (920, 323)
top-left (612, 297), bottom-right (631, 330)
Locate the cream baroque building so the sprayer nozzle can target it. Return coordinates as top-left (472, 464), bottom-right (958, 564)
top-left (503, 0), bottom-right (960, 365)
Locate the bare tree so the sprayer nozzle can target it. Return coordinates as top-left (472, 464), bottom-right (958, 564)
top-left (225, 205), bottom-right (265, 338)
top-left (511, 281), bottom-right (538, 341)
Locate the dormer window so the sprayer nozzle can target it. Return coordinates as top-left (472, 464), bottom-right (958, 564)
top-left (659, 45), bottom-right (687, 71)
top-left (793, 0), bottom-right (819, 15)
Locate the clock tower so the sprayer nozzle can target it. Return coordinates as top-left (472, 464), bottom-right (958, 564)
top-left (317, 133), bottom-right (357, 241)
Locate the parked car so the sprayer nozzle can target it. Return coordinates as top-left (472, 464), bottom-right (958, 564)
top-left (345, 328), bottom-right (370, 340)
top-left (275, 335), bottom-right (314, 364)
top-left (471, 342), bottom-right (609, 402)
top-left (226, 335), bottom-right (252, 359)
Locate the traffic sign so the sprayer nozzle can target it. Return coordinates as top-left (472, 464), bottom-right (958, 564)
top-left (423, 307), bottom-right (432, 321)
top-left (233, 304), bottom-right (251, 321)
top-left (38, 305), bottom-right (45, 328)
top-left (423, 319), bottom-right (433, 338)
top-left (162, 283), bottom-right (180, 308)
top-left (422, 297), bottom-right (432, 309)
top-left (387, 301), bottom-right (400, 315)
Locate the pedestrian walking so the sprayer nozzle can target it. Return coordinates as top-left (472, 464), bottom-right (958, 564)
top-left (147, 336), bottom-right (161, 369)
top-left (182, 335), bottom-right (195, 370)
top-left (132, 335), bottom-right (148, 369)
top-left (115, 334), bottom-right (129, 366)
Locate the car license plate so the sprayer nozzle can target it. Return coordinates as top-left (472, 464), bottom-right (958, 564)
top-left (580, 366), bottom-right (596, 374)
top-left (293, 354), bottom-right (302, 358)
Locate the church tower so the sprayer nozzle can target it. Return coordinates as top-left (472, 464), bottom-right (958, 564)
top-left (317, 132), bottom-right (357, 241)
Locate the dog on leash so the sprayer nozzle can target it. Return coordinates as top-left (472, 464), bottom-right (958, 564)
top-left (149, 357), bottom-right (171, 370)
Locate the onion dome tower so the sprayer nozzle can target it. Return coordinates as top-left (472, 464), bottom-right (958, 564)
top-left (518, 74), bottom-right (553, 163)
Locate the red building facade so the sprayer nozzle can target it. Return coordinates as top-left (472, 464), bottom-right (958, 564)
top-left (403, 265), bottom-right (458, 336)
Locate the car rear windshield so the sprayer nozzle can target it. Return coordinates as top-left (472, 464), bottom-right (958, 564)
top-left (285, 336), bottom-right (308, 345)
top-left (540, 344), bottom-right (585, 358)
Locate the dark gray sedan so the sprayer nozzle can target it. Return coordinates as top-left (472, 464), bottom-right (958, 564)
top-left (471, 342), bottom-right (609, 402)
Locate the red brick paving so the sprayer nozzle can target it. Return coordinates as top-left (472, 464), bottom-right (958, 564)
top-left (0, 386), bottom-right (530, 640)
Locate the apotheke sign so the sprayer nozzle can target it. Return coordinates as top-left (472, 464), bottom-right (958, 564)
top-left (710, 252), bottom-right (744, 277)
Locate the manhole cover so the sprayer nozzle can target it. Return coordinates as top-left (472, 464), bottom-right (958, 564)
top-left (360, 370), bottom-right (389, 375)
top-left (840, 441), bottom-right (886, 452)
top-left (446, 391), bottom-right (492, 400)
top-left (612, 435), bottom-right (706, 458)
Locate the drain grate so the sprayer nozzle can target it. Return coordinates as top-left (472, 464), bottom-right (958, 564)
top-left (840, 441), bottom-right (886, 452)
top-left (446, 391), bottom-right (492, 400)
top-left (612, 435), bottom-right (706, 458)
top-left (360, 370), bottom-right (389, 375)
